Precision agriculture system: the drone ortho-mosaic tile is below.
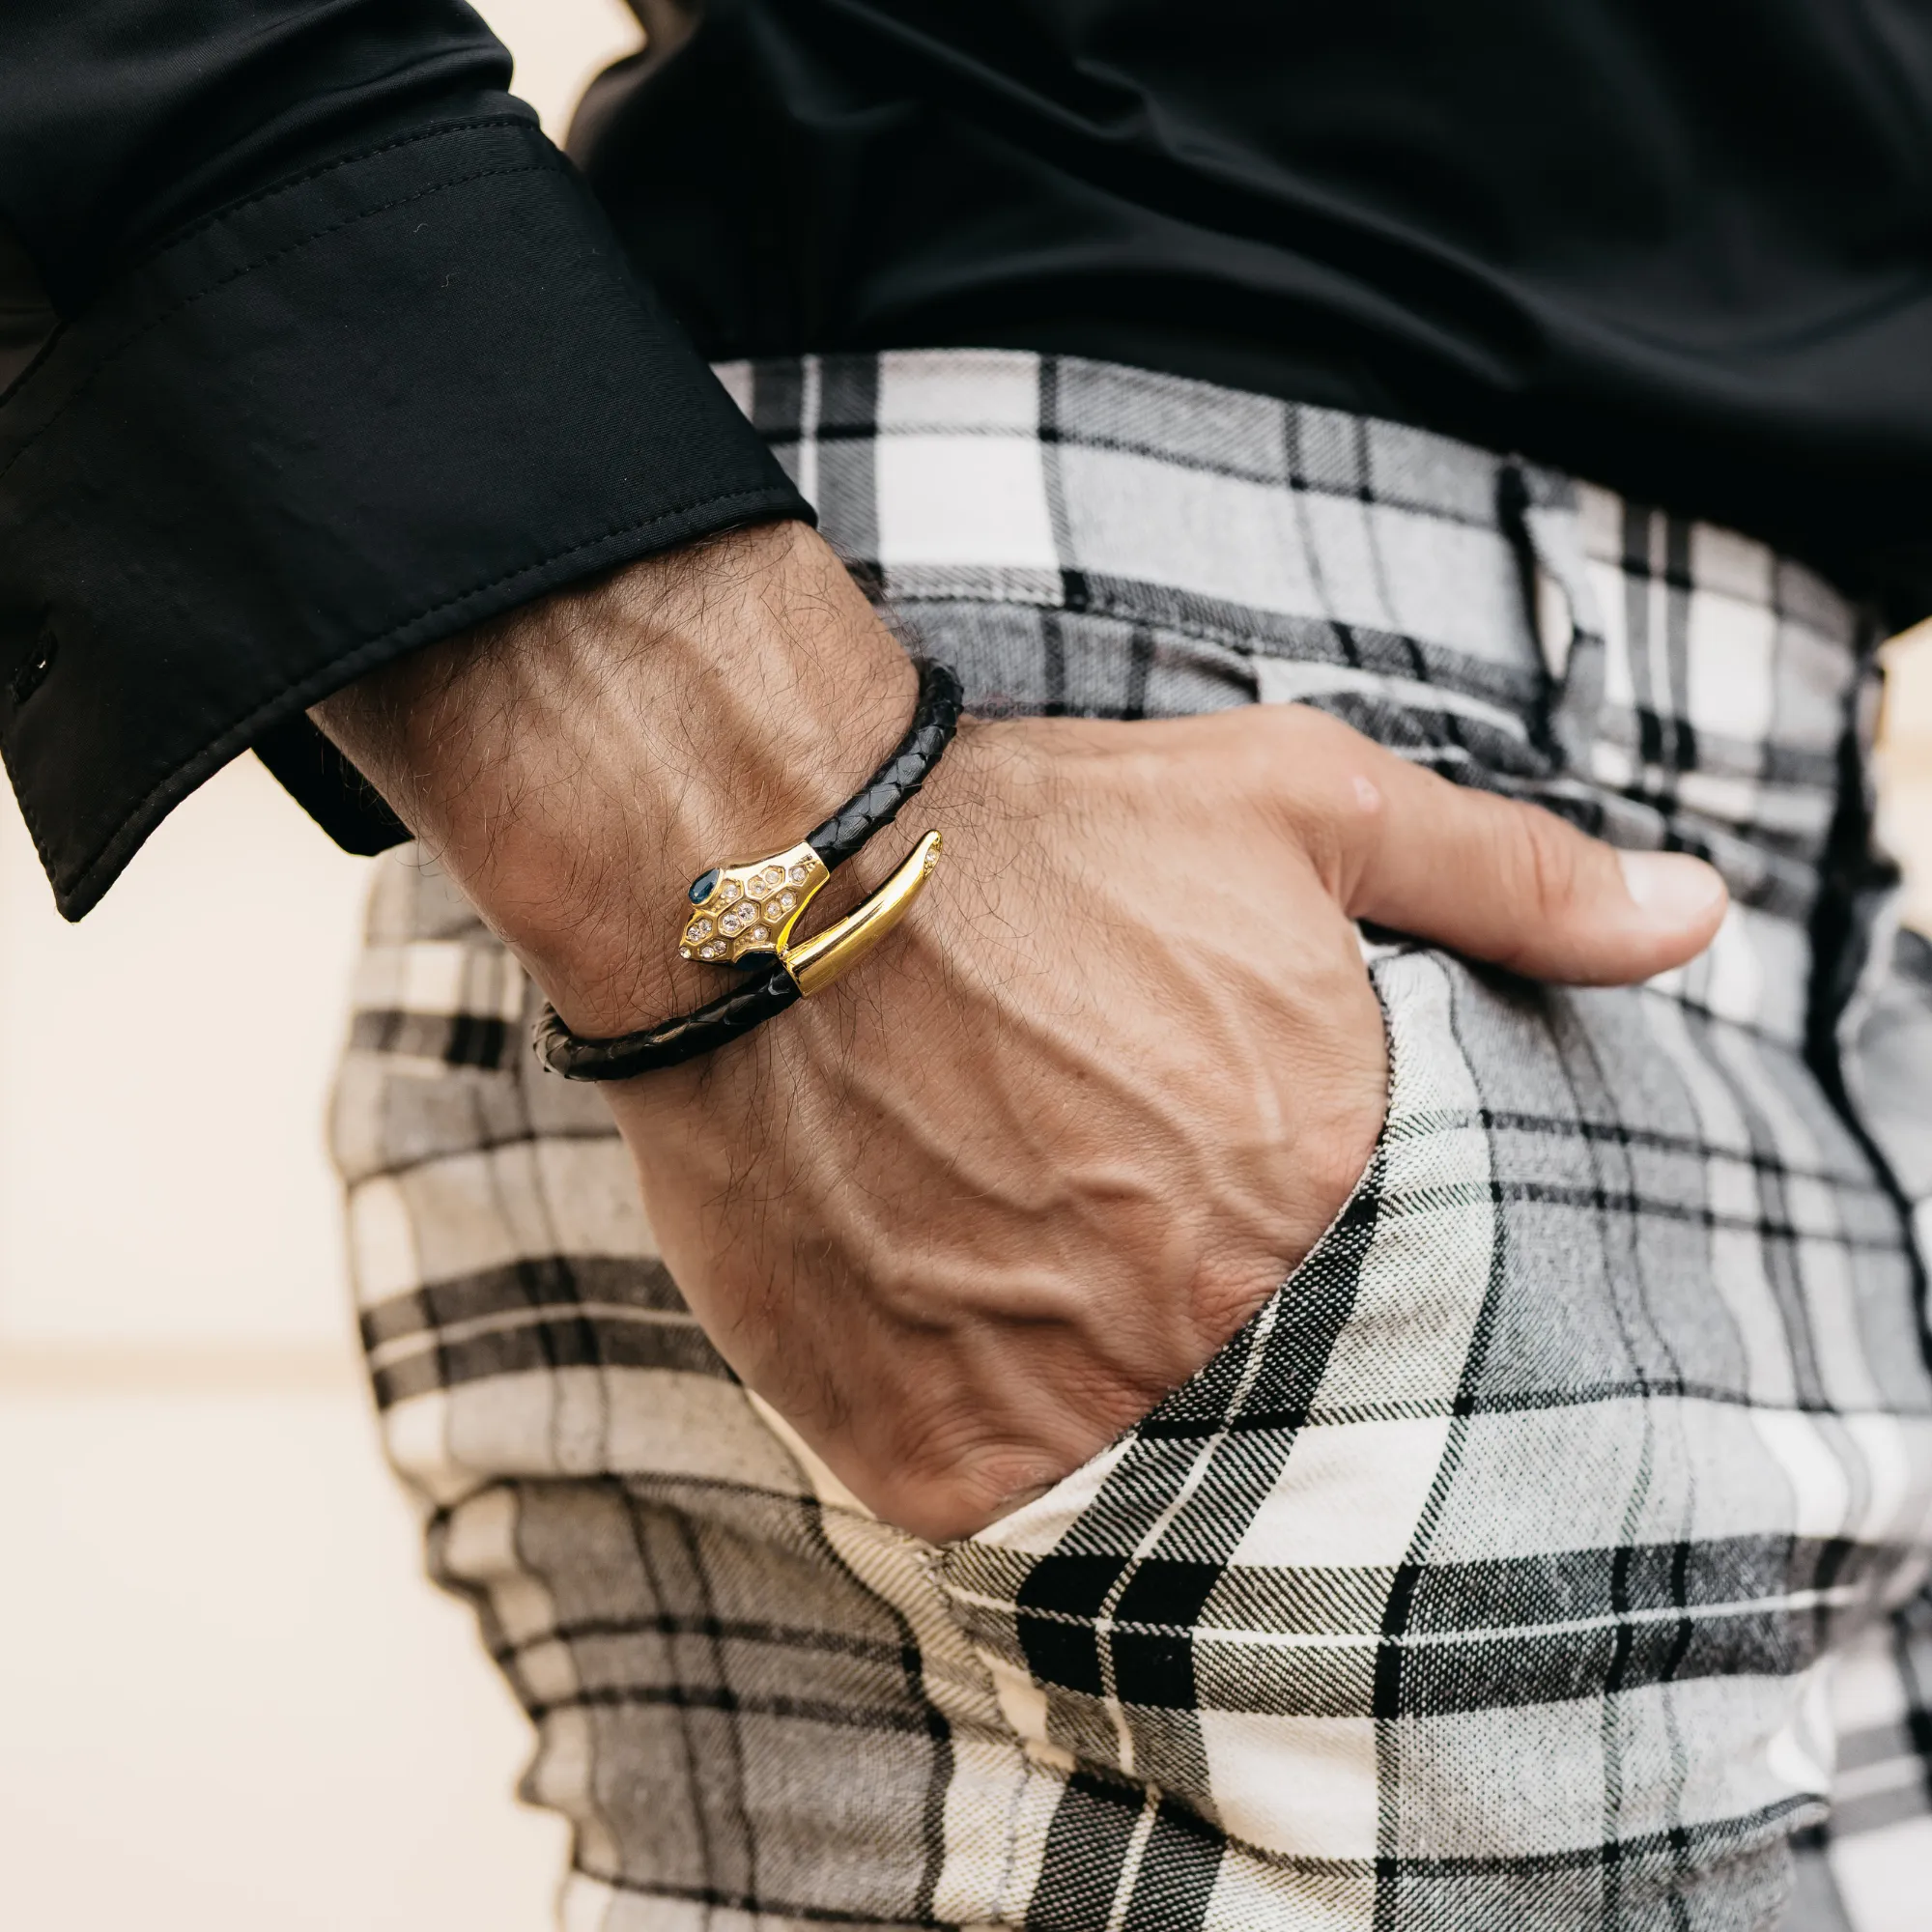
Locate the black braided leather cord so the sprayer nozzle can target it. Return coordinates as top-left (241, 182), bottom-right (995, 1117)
top-left (804, 659), bottom-right (963, 867)
top-left (534, 659), bottom-right (962, 1081)
top-left (533, 963), bottom-right (801, 1079)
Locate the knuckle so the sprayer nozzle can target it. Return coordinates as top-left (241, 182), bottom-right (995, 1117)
top-left (1248, 726), bottom-right (1368, 868)
top-left (1511, 804), bottom-right (1586, 915)
top-left (1265, 700), bottom-right (1353, 753)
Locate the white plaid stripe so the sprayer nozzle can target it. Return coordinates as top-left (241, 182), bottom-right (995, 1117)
top-left (329, 353), bottom-right (1932, 1930)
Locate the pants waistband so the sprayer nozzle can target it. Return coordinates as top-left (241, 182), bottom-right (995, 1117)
top-left (720, 348), bottom-right (1872, 923)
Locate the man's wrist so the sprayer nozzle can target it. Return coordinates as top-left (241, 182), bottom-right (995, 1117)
top-left (310, 521), bottom-right (919, 1035)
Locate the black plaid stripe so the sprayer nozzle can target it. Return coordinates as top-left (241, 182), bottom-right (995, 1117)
top-left (349, 1003), bottom-right (515, 1069)
top-left (331, 352), bottom-right (1932, 1930)
top-left (362, 1256), bottom-right (726, 1408)
top-left (425, 1476), bottom-right (959, 1926)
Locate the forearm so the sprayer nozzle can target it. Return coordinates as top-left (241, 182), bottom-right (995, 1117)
top-left (309, 522), bottom-right (916, 1036)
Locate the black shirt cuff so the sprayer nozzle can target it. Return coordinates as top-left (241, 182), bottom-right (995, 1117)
top-left (0, 114), bottom-right (810, 918)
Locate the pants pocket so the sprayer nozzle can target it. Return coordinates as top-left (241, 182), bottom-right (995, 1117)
top-left (927, 939), bottom-right (1928, 1930)
top-left (932, 942), bottom-right (1495, 1858)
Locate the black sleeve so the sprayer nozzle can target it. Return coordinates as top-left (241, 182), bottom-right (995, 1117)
top-left (0, 1), bottom-right (811, 919)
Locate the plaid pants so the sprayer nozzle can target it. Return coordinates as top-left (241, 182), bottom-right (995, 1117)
top-left (331, 353), bottom-right (1932, 1930)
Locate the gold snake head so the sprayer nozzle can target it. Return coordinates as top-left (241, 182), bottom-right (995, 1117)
top-left (679, 840), bottom-right (830, 965)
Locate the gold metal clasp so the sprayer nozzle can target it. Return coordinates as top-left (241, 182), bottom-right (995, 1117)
top-left (781, 831), bottom-right (943, 997)
top-left (678, 831), bottom-right (943, 997)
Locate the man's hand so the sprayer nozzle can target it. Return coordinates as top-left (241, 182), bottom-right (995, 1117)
top-left (314, 525), bottom-right (1726, 1541)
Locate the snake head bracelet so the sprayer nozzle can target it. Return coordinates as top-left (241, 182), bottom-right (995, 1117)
top-left (534, 658), bottom-right (962, 1080)
top-left (681, 831), bottom-right (943, 1001)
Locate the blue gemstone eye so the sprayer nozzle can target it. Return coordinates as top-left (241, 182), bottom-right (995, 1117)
top-left (688, 867), bottom-right (721, 905)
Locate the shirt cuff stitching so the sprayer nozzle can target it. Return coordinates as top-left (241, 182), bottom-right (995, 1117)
top-left (0, 159), bottom-right (557, 494)
top-left (130, 113), bottom-right (539, 270)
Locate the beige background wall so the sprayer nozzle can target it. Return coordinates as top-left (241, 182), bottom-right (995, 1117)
top-left (0, 7), bottom-right (638, 1928)
top-left (1886, 634), bottom-right (1932, 928)
top-left (1, 7), bottom-right (1929, 1925)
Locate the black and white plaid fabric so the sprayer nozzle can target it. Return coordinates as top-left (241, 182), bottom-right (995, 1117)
top-left (329, 353), bottom-right (1932, 1930)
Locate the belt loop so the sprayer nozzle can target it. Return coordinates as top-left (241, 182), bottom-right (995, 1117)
top-left (1497, 458), bottom-right (1608, 775)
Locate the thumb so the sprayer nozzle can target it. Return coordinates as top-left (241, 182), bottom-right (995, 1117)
top-left (1315, 737), bottom-right (1727, 985)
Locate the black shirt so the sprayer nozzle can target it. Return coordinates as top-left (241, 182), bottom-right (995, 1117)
top-left (6, 1), bottom-right (1932, 916)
